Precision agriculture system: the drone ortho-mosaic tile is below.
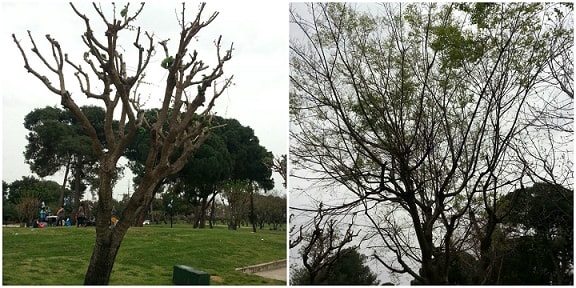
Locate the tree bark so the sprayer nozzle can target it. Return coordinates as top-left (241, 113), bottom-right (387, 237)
top-left (208, 194), bottom-right (217, 228)
top-left (84, 165), bottom-right (162, 284)
top-left (58, 156), bottom-right (71, 208)
top-left (12, 4), bottom-right (233, 285)
top-left (73, 156), bottom-right (82, 225)
top-left (83, 228), bottom-right (124, 284)
top-left (84, 164), bottom-right (118, 284)
top-left (192, 191), bottom-right (209, 229)
top-left (250, 189), bottom-right (257, 233)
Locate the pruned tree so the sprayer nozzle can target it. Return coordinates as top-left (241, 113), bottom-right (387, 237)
top-left (290, 205), bottom-right (360, 284)
top-left (290, 2), bottom-right (572, 285)
top-left (292, 246), bottom-right (380, 285)
top-left (126, 114), bottom-right (274, 229)
top-left (125, 112), bottom-right (233, 228)
top-left (12, 2), bottom-right (233, 284)
top-left (267, 154), bottom-right (287, 189)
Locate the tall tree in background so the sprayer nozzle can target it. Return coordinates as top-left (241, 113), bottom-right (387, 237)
top-left (24, 105), bottom-right (123, 218)
top-left (166, 116), bottom-right (232, 228)
top-left (184, 116), bottom-right (275, 230)
top-left (492, 182), bottom-right (573, 284)
top-left (13, 2), bottom-right (233, 284)
top-left (290, 2), bottom-right (572, 284)
top-left (24, 106), bottom-right (83, 209)
top-left (222, 118), bottom-right (275, 232)
top-left (124, 110), bottom-right (232, 227)
top-left (125, 114), bottom-right (274, 229)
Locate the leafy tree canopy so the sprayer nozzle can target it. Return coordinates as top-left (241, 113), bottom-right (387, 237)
top-left (292, 246), bottom-right (380, 285)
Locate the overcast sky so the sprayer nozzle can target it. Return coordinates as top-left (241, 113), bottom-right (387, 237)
top-left (1, 1), bottom-right (288, 199)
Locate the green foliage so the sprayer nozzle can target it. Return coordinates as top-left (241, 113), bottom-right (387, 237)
top-left (3, 176), bottom-right (66, 225)
top-left (502, 182), bottom-right (572, 237)
top-left (291, 247), bottom-right (380, 285)
top-left (124, 112), bottom-right (275, 230)
top-left (183, 134), bottom-right (231, 184)
top-left (24, 106), bottom-right (72, 177)
top-left (126, 112), bottom-right (274, 191)
top-left (429, 24), bottom-right (484, 65)
top-left (161, 56), bottom-right (174, 69)
top-left (219, 117), bottom-right (274, 189)
top-left (491, 183), bottom-right (573, 285)
top-left (24, 105), bottom-right (109, 175)
top-left (4, 176), bottom-right (62, 207)
top-left (456, 3), bottom-right (498, 29)
top-left (23, 105), bottom-right (118, 206)
top-left (120, 5), bottom-right (128, 17)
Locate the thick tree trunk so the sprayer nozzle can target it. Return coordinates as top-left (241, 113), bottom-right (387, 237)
top-left (58, 157), bottom-right (71, 208)
top-left (199, 196), bottom-right (208, 228)
top-left (134, 181), bottom-right (163, 227)
top-left (84, 165), bottom-right (162, 284)
top-left (208, 195), bottom-right (216, 229)
top-left (84, 228), bottom-right (125, 284)
top-left (135, 207), bottom-right (146, 227)
top-left (84, 165), bottom-right (118, 284)
top-left (478, 213), bottom-right (498, 284)
top-left (73, 158), bottom-right (82, 225)
top-left (249, 190), bottom-right (256, 233)
top-left (193, 195), bottom-right (208, 228)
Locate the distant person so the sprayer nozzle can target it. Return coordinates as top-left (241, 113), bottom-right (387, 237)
top-left (77, 204), bottom-right (86, 228)
top-left (56, 206), bottom-right (65, 226)
top-left (39, 207), bottom-right (46, 222)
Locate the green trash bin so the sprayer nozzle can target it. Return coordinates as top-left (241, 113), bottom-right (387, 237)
top-left (173, 265), bottom-right (210, 285)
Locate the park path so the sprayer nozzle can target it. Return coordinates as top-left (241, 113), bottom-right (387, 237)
top-left (253, 267), bottom-right (286, 282)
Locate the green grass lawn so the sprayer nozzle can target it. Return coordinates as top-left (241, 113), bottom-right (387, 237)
top-left (2, 224), bottom-right (286, 285)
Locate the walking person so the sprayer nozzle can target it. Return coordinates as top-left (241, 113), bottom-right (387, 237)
top-left (56, 206), bottom-right (65, 226)
top-left (39, 207), bottom-right (46, 222)
top-left (77, 203), bottom-right (86, 228)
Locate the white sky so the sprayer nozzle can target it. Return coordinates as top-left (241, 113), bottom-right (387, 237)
top-left (1, 1), bottom-right (289, 200)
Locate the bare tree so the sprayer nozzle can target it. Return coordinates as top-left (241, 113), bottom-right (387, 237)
top-left (267, 154), bottom-right (287, 188)
top-left (12, 3), bottom-right (233, 284)
top-left (290, 204), bottom-right (359, 284)
top-left (289, 2), bottom-right (571, 284)
top-left (514, 3), bottom-right (573, 188)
